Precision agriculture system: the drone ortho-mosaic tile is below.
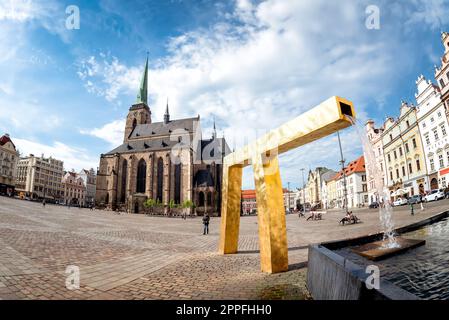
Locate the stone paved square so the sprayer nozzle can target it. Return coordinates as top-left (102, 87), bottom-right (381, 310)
top-left (1, 195), bottom-right (447, 300)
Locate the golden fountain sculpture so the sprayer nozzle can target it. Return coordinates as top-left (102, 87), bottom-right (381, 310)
top-left (219, 96), bottom-right (355, 273)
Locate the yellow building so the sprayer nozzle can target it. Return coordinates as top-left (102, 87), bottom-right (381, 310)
top-left (382, 102), bottom-right (428, 199)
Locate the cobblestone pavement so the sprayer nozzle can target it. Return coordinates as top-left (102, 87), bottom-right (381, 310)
top-left (0, 196), bottom-right (447, 300)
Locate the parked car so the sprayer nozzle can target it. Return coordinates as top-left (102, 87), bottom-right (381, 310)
top-left (408, 195), bottom-right (422, 205)
top-left (369, 202), bottom-right (379, 209)
top-left (424, 189), bottom-right (445, 202)
top-left (444, 188), bottom-right (449, 199)
top-left (393, 197), bottom-right (408, 206)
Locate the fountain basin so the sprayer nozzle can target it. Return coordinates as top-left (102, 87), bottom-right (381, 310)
top-left (307, 210), bottom-right (449, 300)
top-left (352, 237), bottom-right (426, 261)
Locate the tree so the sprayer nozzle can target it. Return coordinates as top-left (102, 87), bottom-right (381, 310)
top-left (168, 199), bottom-right (177, 216)
top-left (143, 198), bottom-right (157, 214)
top-left (181, 199), bottom-right (195, 217)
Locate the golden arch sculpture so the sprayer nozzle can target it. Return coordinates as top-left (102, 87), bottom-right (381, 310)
top-left (219, 96), bottom-right (355, 273)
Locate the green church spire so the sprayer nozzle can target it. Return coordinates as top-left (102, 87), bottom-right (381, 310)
top-left (136, 54), bottom-right (148, 105)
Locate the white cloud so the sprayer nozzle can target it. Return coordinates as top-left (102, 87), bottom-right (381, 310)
top-left (13, 138), bottom-right (99, 171)
top-left (0, 95), bottom-right (62, 133)
top-left (80, 119), bottom-right (125, 147)
top-left (404, 0), bottom-right (449, 29)
top-left (77, 55), bottom-right (140, 102)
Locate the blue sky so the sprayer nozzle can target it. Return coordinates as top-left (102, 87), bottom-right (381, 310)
top-left (1, 0), bottom-right (449, 189)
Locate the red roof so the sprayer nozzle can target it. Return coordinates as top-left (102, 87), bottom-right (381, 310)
top-left (242, 189), bottom-right (256, 200)
top-left (242, 188), bottom-right (289, 199)
top-left (0, 134), bottom-right (15, 149)
top-left (333, 156), bottom-right (365, 180)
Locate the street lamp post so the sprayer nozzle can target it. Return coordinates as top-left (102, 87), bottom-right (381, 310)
top-left (300, 168), bottom-right (306, 213)
top-left (287, 182), bottom-right (291, 213)
top-left (337, 131), bottom-right (349, 214)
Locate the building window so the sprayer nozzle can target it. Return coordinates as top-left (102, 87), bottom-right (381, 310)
top-left (380, 162), bottom-right (383, 171)
top-left (362, 184), bottom-right (367, 192)
top-left (399, 147), bottom-right (403, 156)
top-left (405, 143), bottom-right (409, 153)
top-left (425, 134), bottom-right (430, 145)
top-left (440, 79), bottom-right (445, 88)
top-left (412, 138), bottom-right (417, 148)
top-left (174, 164), bottom-right (181, 204)
top-left (390, 171), bottom-right (393, 180)
top-left (434, 128), bottom-right (439, 141)
top-left (362, 175), bottom-right (366, 182)
top-left (441, 124), bottom-right (447, 136)
top-left (396, 169), bottom-right (399, 179)
top-left (387, 154), bottom-right (391, 162)
top-left (430, 158), bottom-right (435, 171)
top-left (431, 117), bottom-right (435, 123)
top-left (156, 157), bottom-right (164, 202)
top-left (438, 111), bottom-right (442, 118)
top-left (439, 154), bottom-right (444, 168)
top-left (406, 120), bottom-right (410, 128)
top-left (394, 150), bottom-right (397, 159)
top-left (120, 159), bottom-right (127, 203)
top-left (408, 163), bottom-right (413, 174)
top-left (423, 122), bottom-right (426, 128)
top-left (402, 166), bottom-right (406, 177)
top-left (198, 191), bottom-right (205, 207)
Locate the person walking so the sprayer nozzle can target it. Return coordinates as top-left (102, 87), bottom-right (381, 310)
top-left (202, 213), bottom-right (210, 235)
top-left (42, 199), bottom-right (46, 207)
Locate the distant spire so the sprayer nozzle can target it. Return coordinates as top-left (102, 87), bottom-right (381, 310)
top-left (164, 97), bottom-right (170, 124)
top-left (212, 116), bottom-right (217, 139)
top-left (136, 53), bottom-right (149, 105)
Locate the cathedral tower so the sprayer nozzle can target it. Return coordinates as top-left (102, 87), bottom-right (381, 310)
top-left (124, 56), bottom-right (152, 142)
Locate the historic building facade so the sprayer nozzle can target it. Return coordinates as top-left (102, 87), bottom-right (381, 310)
top-left (435, 32), bottom-right (449, 113)
top-left (95, 58), bottom-right (230, 215)
top-left (324, 177), bottom-right (337, 209)
top-left (415, 75), bottom-right (449, 190)
top-left (304, 167), bottom-right (336, 208)
top-left (334, 156), bottom-right (368, 208)
top-left (382, 102), bottom-right (428, 199)
top-left (241, 189), bottom-right (257, 215)
top-left (62, 171), bottom-right (86, 206)
top-left (0, 134), bottom-right (19, 195)
top-left (78, 168), bottom-right (96, 206)
top-left (15, 154), bottom-right (64, 201)
top-left (365, 120), bottom-right (387, 204)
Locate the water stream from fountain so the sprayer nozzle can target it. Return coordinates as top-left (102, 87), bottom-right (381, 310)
top-left (350, 117), bottom-right (399, 249)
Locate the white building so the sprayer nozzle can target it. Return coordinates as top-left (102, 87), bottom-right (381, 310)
top-left (62, 171), bottom-right (86, 206)
top-left (78, 168), bottom-right (96, 206)
top-left (415, 75), bottom-right (449, 190)
top-left (365, 120), bottom-right (387, 204)
top-left (0, 134), bottom-right (19, 195)
top-left (15, 154), bottom-right (64, 201)
top-left (283, 188), bottom-right (296, 212)
top-left (334, 156), bottom-right (368, 208)
top-left (435, 32), bottom-right (449, 114)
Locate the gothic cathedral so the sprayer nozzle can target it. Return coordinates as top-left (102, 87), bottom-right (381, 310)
top-left (95, 58), bottom-right (230, 215)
